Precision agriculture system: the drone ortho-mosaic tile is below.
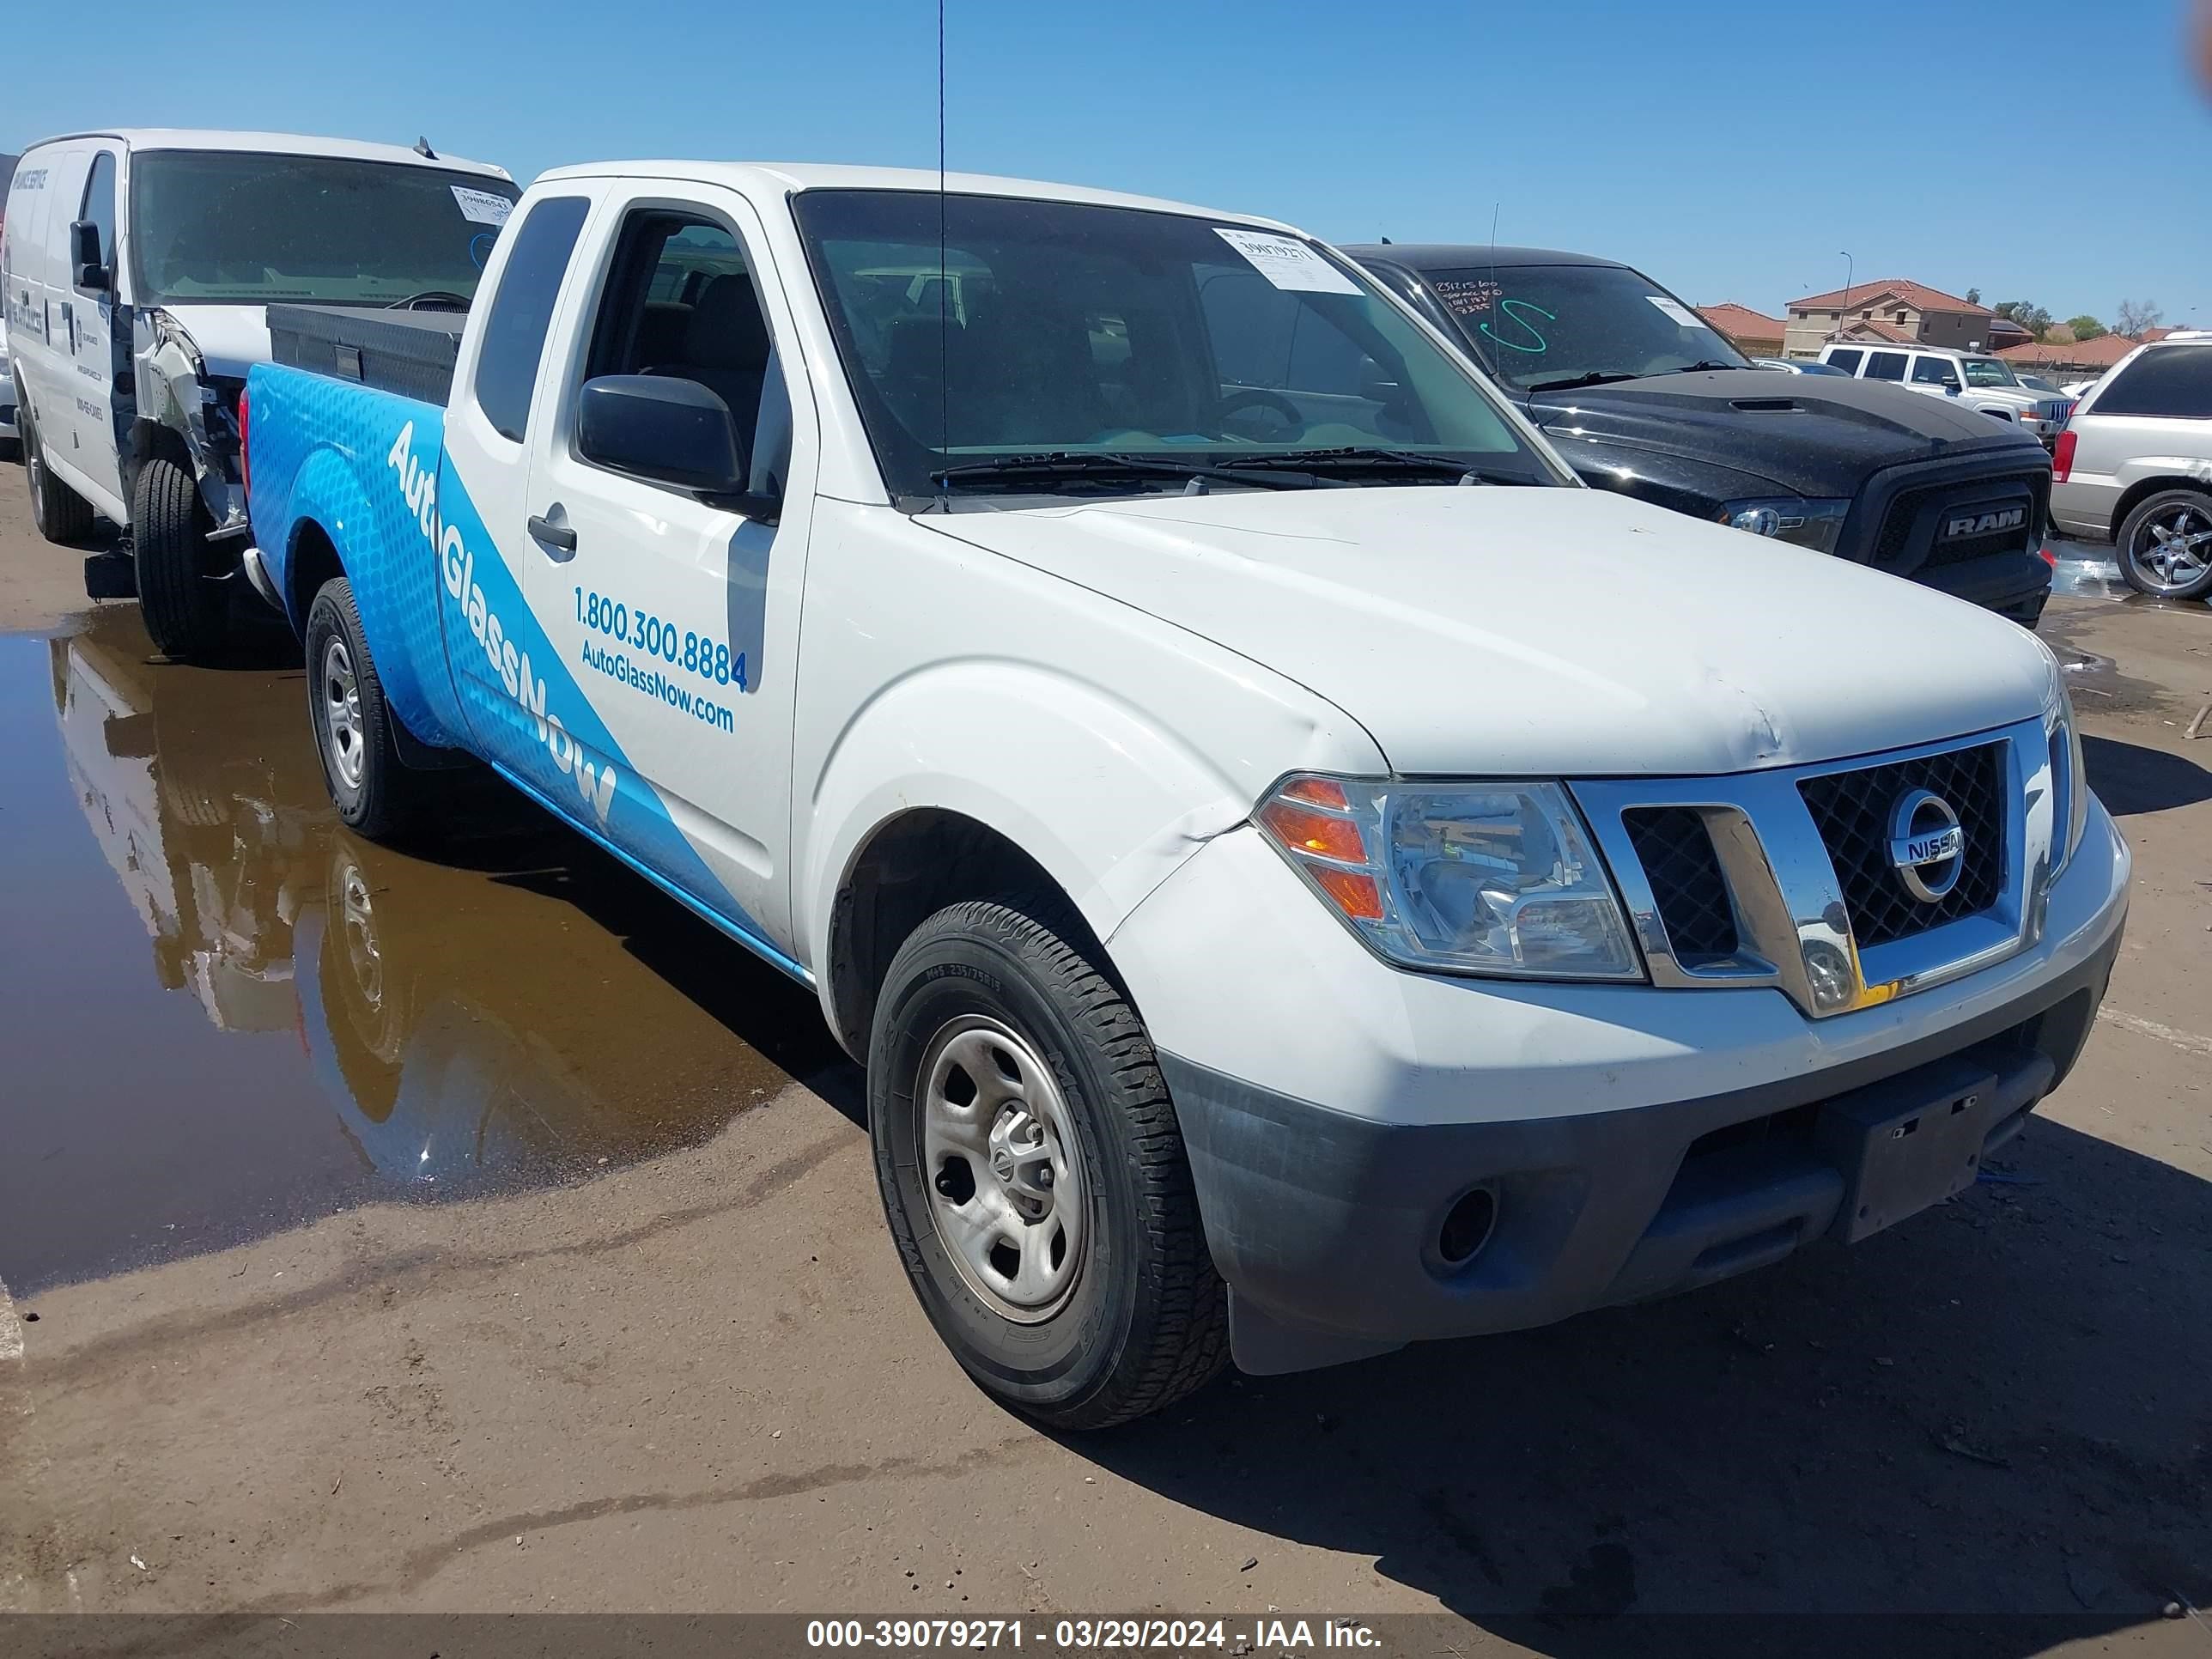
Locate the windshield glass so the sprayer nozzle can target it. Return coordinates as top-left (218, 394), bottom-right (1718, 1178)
top-left (129, 151), bottom-right (520, 307)
top-left (1422, 264), bottom-right (1750, 391)
top-left (1961, 357), bottom-right (2018, 388)
top-left (792, 190), bottom-right (1559, 502)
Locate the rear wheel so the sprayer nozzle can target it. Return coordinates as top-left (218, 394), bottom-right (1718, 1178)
top-left (23, 403), bottom-right (96, 545)
top-left (868, 899), bottom-right (1229, 1429)
top-left (305, 577), bottom-right (437, 842)
top-left (2116, 488), bottom-right (2212, 600)
top-left (133, 455), bottom-right (228, 660)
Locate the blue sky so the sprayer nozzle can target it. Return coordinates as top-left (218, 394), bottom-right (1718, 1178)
top-left (9, 0), bottom-right (2205, 327)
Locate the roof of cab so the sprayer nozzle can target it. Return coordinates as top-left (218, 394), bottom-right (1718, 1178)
top-left (15, 129), bottom-right (510, 179)
top-left (1339, 243), bottom-right (1627, 270)
top-left (532, 160), bottom-right (1298, 232)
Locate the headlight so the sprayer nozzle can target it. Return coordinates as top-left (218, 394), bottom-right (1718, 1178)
top-left (1716, 497), bottom-right (1850, 555)
top-left (1255, 775), bottom-right (1644, 980)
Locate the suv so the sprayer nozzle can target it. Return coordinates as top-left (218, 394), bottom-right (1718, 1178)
top-left (2050, 331), bottom-right (2212, 599)
top-left (1819, 343), bottom-right (2074, 443)
top-left (1347, 245), bottom-right (2056, 625)
top-left (3, 129), bottom-right (517, 658)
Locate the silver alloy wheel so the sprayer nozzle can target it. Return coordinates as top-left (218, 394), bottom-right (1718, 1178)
top-left (320, 635), bottom-right (367, 791)
top-left (918, 1014), bottom-right (1088, 1323)
top-left (2135, 502), bottom-right (2212, 588)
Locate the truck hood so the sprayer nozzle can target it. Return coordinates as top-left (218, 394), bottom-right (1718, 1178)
top-left (922, 485), bottom-right (2055, 777)
top-left (1526, 369), bottom-right (2045, 497)
top-left (149, 303), bottom-right (274, 379)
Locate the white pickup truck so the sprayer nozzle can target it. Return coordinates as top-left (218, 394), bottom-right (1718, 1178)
top-left (241, 162), bottom-right (2130, 1427)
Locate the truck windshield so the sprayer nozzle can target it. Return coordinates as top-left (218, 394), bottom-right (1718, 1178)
top-left (1421, 264), bottom-right (1751, 392)
top-left (129, 151), bottom-right (520, 307)
top-left (793, 190), bottom-right (1560, 502)
top-left (1961, 358), bottom-right (2019, 388)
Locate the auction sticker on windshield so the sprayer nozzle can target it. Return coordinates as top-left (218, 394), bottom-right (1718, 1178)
top-left (1213, 228), bottom-right (1359, 295)
top-left (452, 185), bottom-right (514, 227)
top-left (1646, 295), bottom-right (1704, 330)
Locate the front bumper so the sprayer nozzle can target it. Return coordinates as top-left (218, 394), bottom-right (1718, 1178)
top-left (1110, 799), bottom-right (2129, 1375)
top-left (1917, 549), bottom-right (2051, 626)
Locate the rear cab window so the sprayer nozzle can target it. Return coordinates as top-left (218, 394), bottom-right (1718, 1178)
top-left (2093, 346), bottom-right (2212, 418)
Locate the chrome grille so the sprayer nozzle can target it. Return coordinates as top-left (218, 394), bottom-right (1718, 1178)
top-left (1798, 744), bottom-right (2004, 946)
top-left (1621, 807), bottom-right (1738, 963)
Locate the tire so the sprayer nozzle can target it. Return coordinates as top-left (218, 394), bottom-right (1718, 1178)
top-left (2116, 488), bottom-right (2212, 601)
top-left (22, 402), bottom-right (96, 545)
top-left (133, 455), bottom-right (228, 660)
top-left (869, 899), bottom-right (1229, 1430)
top-left (304, 576), bottom-right (436, 842)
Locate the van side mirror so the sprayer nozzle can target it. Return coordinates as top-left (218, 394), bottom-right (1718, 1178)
top-left (577, 376), bottom-right (776, 520)
top-left (70, 221), bottom-right (109, 291)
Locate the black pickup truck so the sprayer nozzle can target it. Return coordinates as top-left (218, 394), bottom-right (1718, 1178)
top-left (1346, 245), bottom-right (2054, 625)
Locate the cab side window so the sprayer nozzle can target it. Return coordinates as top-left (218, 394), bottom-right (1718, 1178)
top-left (79, 152), bottom-right (118, 275)
top-left (585, 210), bottom-right (789, 492)
top-left (2094, 347), bottom-right (2212, 419)
top-left (472, 195), bottom-right (591, 443)
top-left (1910, 356), bottom-right (1955, 386)
top-left (1826, 348), bottom-right (1863, 374)
top-left (1864, 350), bottom-right (1908, 381)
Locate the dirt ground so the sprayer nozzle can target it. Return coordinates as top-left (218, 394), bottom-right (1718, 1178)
top-left (1, 460), bottom-right (2208, 1656)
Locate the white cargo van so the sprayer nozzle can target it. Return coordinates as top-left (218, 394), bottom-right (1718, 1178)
top-left (2, 130), bottom-right (516, 657)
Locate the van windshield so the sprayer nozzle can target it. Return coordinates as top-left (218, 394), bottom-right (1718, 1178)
top-left (793, 190), bottom-right (1560, 503)
top-left (129, 151), bottom-right (520, 307)
top-left (1422, 264), bottom-right (1751, 392)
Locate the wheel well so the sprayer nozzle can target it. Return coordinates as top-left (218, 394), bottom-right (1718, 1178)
top-left (287, 520), bottom-right (343, 630)
top-left (2111, 477), bottom-right (2211, 539)
top-left (825, 809), bottom-right (1106, 1059)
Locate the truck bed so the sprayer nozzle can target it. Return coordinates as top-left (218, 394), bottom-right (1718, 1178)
top-left (265, 304), bottom-right (468, 404)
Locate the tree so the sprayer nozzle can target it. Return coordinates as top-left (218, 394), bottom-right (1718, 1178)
top-left (2067, 315), bottom-right (2106, 341)
top-left (1996, 301), bottom-right (2054, 339)
top-left (1966, 287), bottom-right (1982, 305)
top-left (2116, 298), bottom-right (2165, 339)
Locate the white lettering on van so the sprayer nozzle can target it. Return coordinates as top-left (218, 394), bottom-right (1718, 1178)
top-left (386, 421), bottom-right (617, 829)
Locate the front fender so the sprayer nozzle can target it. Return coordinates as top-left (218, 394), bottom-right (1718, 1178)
top-left (799, 660), bottom-right (1316, 990)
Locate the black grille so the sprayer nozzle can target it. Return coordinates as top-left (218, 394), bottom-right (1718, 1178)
top-left (1869, 472), bottom-right (2045, 574)
top-left (1798, 743), bottom-right (2005, 948)
top-left (1623, 807), bottom-right (1739, 963)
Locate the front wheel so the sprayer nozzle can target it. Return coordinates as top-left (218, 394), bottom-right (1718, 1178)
top-left (2116, 488), bottom-right (2212, 601)
top-left (304, 577), bottom-right (438, 842)
top-left (132, 455), bottom-right (228, 660)
top-left (869, 899), bottom-right (1229, 1429)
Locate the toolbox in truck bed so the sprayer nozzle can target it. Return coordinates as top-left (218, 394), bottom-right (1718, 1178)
top-left (266, 305), bottom-right (467, 404)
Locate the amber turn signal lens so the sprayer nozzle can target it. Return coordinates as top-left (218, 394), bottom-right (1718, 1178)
top-left (1311, 865), bottom-right (1384, 921)
top-left (1257, 799), bottom-right (1365, 864)
top-left (1279, 776), bottom-right (1351, 811)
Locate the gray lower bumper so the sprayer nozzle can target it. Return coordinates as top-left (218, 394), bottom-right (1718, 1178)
top-left (1161, 924), bottom-right (2120, 1376)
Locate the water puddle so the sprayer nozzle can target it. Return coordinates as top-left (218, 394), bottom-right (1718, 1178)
top-left (1, 609), bottom-right (845, 1294)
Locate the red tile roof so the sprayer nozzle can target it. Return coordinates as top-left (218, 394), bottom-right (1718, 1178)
top-left (1694, 302), bottom-right (1785, 343)
top-left (1839, 318), bottom-right (1917, 343)
top-left (1787, 278), bottom-right (1990, 316)
top-left (1996, 335), bottom-right (2139, 369)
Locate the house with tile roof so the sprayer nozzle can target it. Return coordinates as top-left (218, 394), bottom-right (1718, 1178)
top-left (1694, 302), bottom-right (1786, 356)
top-left (1781, 278), bottom-right (1996, 360)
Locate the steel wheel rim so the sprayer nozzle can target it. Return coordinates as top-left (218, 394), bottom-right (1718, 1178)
top-left (917, 1014), bottom-right (1088, 1323)
top-left (320, 636), bottom-right (367, 791)
top-left (2136, 505), bottom-right (2212, 589)
top-left (337, 860), bottom-right (383, 1011)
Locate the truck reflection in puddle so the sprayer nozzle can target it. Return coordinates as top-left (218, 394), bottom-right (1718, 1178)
top-left (50, 607), bottom-right (841, 1195)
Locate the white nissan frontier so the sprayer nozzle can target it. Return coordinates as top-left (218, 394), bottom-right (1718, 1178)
top-left (238, 162), bottom-right (2130, 1427)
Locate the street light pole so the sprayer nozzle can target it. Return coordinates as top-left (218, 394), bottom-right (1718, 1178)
top-left (1835, 251), bottom-right (1853, 343)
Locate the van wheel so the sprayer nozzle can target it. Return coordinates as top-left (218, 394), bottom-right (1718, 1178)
top-left (134, 456), bottom-right (228, 660)
top-left (2116, 488), bottom-right (2212, 601)
top-left (869, 899), bottom-right (1229, 1429)
top-left (305, 577), bottom-right (434, 842)
top-left (23, 404), bottom-right (95, 545)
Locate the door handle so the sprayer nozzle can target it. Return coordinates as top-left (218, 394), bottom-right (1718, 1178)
top-left (527, 514), bottom-right (577, 556)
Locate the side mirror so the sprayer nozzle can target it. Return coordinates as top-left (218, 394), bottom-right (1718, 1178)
top-left (577, 375), bottom-right (776, 518)
top-left (70, 220), bottom-right (109, 291)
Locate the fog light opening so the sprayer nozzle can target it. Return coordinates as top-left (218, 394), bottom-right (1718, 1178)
top-left (1437, 1187), bottom-right (1498, 1267)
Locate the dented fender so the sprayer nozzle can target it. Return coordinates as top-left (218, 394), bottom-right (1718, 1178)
top-left (133, 308), bottom-right (246, 538)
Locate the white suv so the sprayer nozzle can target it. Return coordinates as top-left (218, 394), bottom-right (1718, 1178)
top-left (2050, 332), bottom-right (2212, 599)
top-left (1820, 343), bottom-right (2073, 442)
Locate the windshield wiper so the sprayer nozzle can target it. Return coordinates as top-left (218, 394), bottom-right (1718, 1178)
top-left (1525, 370), bottom-right (1644, 392)
top-left (1667, 360), bottom-right (1741, 374)
top-left (929, 452), bottom-right (1325, 493)
top-left (1214, 447), bottom-right (1500, 482)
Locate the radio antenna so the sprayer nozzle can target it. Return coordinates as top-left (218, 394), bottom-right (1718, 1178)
top-left (935, 0), bottom-right (949, 508)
